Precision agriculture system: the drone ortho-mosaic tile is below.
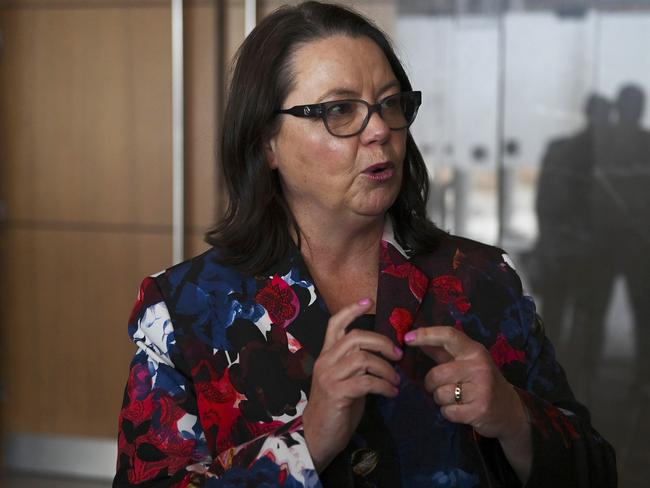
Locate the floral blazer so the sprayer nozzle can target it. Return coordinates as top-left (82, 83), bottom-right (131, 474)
top-left (114, 229), bottom-right (616, 487)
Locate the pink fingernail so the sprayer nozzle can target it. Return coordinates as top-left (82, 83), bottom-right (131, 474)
top-left (358, 298), bottom-right (371, 306)
top-left (394, 346), bottom-right (403, 357)
top-left (404, 331), bottom-right (416, 343)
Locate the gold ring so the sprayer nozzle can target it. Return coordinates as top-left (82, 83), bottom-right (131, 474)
top-left (454, 382), bottom-right (463, 405)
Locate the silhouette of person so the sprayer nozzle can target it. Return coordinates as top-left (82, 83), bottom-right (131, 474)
top-left (532, 94), bottom-right (612, 371)
top-left (582, 84), bottom-right (650, 387)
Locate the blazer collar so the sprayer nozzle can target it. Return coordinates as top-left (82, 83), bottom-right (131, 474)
top-left (381, 218), bottom-right (410, 259)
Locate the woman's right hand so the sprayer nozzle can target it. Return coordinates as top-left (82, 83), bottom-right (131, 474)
top-left (302, 298), bottom-right (403, 472)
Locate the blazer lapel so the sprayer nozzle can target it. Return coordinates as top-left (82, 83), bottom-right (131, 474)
top-left (375, 233), bottom-right (431, 347)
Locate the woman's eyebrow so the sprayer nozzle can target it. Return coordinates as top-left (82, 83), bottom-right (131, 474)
top-left (315, 80), bottom-right (401, 104)
top-left (316, 88), bottom-right (359, 103)
top-left (378, 80), bottom-right (401, 95)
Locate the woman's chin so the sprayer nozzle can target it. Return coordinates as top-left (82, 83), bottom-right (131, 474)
top-left (352, 197), bottom-right (399, 219)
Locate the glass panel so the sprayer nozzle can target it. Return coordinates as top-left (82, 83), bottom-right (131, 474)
top-left (398, 11), bottom-right (501, 243)
top-left (501, 5), bottom-right (650, 487)
top-left (398, 6), bottom-right (649, 483)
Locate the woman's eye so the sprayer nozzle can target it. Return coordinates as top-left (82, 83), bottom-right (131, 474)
top-left (382, 95), bottom-right (401, 109)
top-left (327, 102), bottom-right (355, 116)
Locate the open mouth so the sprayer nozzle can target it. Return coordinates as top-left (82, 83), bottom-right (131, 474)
top-left (363, 162), bottom-right (395, 180)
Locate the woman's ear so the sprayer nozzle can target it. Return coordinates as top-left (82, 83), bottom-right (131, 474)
top-left (265, 136), bottom-right (279, 170)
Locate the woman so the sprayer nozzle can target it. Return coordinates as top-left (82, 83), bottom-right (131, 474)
top-left (114, 2), bottom-right (616, 487)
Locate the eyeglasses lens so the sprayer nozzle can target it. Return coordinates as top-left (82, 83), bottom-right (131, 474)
top-left (325, 101), bottom-right (366, 136)
top-left (324, 92), bottom-right (419, 137)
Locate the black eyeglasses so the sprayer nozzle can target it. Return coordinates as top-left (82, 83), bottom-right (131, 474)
top-left (276, 91), bottom-right (422, 138)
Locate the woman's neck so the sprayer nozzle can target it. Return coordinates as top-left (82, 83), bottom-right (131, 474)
top-left (297, 214), bottom-right (384, 270)
top-left (293, 212), bottom-right (385, 313)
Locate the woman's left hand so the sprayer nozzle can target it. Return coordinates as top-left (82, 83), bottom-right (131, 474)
top-left (404, 326), bottom-right (532, 482)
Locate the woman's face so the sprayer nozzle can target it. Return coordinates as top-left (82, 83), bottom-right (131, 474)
top-left (267, 35), bottom-right (407, 225)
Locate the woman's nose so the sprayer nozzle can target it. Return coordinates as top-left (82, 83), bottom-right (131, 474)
top-left (359, 110), bottom-right (391, 145)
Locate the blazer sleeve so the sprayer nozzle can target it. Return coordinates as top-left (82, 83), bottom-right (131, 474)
top-left (515, 310), bottom-right (617, 488)
top-left (114, 277), bottom-right (321, 487)
top-left (495, 256), bottom-right (617, 487)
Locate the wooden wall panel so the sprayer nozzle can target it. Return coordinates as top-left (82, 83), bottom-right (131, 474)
top-left (0, 1), bottom-right (174, 441)
top-left (185, 1), bottom-right (221, 257)
top-left (0, 4), bottom-right (172, 226)
top-left (0, 228), bottom-right (171, 437)
top-left (184, 0), bottom-right (245, 258)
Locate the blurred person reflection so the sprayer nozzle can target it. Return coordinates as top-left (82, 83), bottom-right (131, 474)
top-left (532, 94), bottom-right (613, 367)
top-left (581, 84), bottom-right (650, 389)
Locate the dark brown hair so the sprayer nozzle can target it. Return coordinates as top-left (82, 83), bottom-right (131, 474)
top-left (206, 1), bottom-right (441, 274)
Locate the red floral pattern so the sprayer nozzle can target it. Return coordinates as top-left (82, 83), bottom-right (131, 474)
top-left (517, 388), bottom-right (581, 449)
top-left (489, 333), bottom-right (526, 368)
top-left (383, 263), bottom-right (429, 303)
top-left (389, 307), bottom-right (414, 344)
top-left (120, 363), bottom-right (156, 426)
top-left (255, 275), bottom-right (300, 327)
top-left (118, 362), bottom-right (199, 484)
top-left (192, 360), bottom-right (243, 453)
top-left (430, 275), bottom-right (471, 313)
top-left (128, 276), bottom-right (163, 326)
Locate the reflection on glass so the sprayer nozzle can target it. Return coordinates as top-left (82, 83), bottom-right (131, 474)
top-left (394, 1), bottom-right (649, 485)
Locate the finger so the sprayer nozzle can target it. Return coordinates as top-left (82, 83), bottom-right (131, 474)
top-left (404, 326), bottom-right (481, 359)
top-left (432, 382), bottom-right (474, 407)
top-left (334, 350), bottom-right (401, 386)
top-left (322, 298), bottom-right (374, 351)
top-left (420, 345), bottom-right (454, 365)
top-left (340, 374), bottom-right (399, 400)
top-left (423, 359), bottom-right (476, 391)
top-left (440, 404), bottom-right (474, 425)
top-left (330, 329), bottom-right (403, 363)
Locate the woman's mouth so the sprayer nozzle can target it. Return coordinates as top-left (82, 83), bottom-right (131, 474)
top-left (362, 161), bottom-right (395, 181)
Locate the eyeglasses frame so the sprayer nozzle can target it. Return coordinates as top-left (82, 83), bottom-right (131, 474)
top-left (275, 90), bottom-right (422, 138)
